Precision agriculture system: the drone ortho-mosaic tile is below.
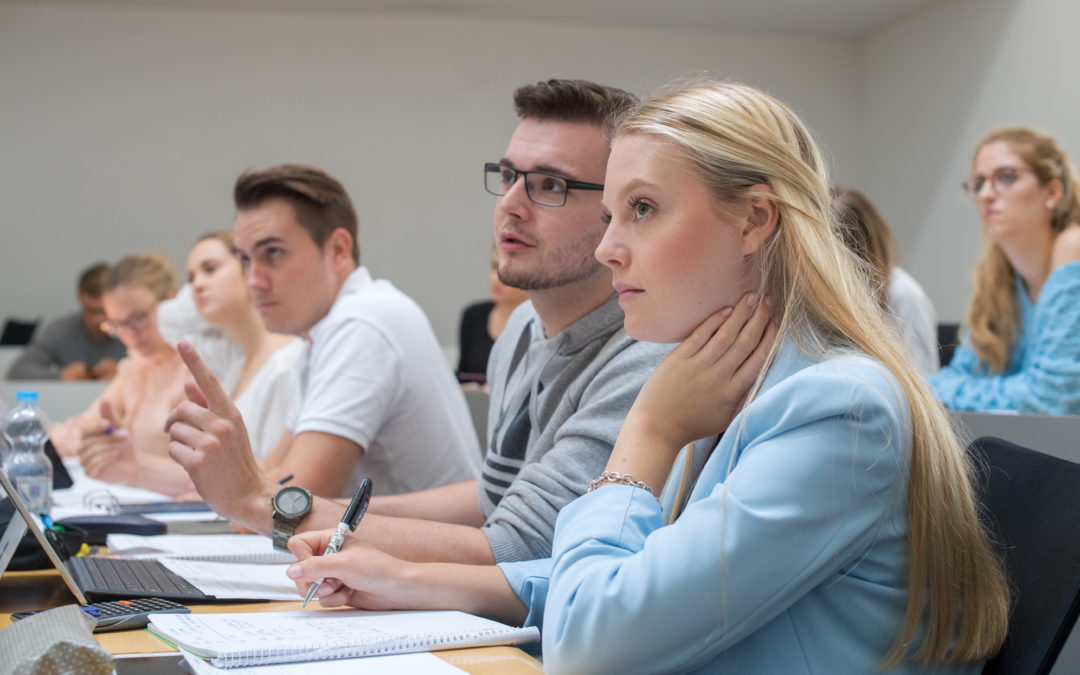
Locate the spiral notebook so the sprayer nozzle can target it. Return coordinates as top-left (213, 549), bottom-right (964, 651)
top-left (147, 609), bottom-right (540, 668)
top-left (105, 533), bottom-right (297, 564)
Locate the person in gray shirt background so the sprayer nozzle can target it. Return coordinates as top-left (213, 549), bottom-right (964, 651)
top-left (7, 263), bottom-right (126, 381)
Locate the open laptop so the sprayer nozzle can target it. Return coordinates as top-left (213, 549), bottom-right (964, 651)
top-left (0, 467), bottom-right (260, 603)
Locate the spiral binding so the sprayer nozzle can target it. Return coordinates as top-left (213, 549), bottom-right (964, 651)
top-left (209, 626), bottom-right (537, 668)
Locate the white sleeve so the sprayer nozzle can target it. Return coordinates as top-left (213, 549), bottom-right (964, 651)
top-left (157, 284), bottom-right (204, 345)
top-left (292, 320), bottom-right (402, 452)
top-left (887, 268), bottom-right (939, 374)
top-left (157, 283), bottom-right (244, 388)
top-left (236, 340), bottom-right (303, 459)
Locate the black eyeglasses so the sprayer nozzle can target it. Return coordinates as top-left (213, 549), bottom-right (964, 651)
top-left (962, 166), bottom-right (1036, 197)
top-left (484, 162), bottom-right (603, 207)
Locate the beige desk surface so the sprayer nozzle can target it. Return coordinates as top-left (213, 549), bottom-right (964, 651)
top-left (0, 568), bottom-right (542, 674)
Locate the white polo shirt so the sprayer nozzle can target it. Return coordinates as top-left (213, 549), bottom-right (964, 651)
top-left (286, 266), bottom-right (481, 497)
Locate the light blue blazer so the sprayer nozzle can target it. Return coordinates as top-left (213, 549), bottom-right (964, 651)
top-left (500, 341), bottom-right (983, 674)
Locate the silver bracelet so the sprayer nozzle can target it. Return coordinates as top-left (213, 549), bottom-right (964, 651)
top-left (588, 471), bottom-right (655, 496)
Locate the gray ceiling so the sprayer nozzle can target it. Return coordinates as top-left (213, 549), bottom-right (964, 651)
top-left (4, 0), bottom-right (944, 37)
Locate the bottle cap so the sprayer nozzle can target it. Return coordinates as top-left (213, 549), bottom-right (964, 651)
top-left (15, 391), bottom-right (39, 404)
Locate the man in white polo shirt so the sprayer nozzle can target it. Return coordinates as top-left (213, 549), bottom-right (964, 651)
top-left (172, 164), bottom-right (479, 512)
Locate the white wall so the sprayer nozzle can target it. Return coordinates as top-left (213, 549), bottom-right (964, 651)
top-left (861, 0), bottom-right (1080, 322)
top-left (0, 2), bottom-right (861, 346)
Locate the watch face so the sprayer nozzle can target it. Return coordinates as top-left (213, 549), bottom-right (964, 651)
top-left (274, 486), bottom-right (311, 517)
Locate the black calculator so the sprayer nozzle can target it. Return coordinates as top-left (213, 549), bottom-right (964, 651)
top-left (12, 598), bottom-right (191, 633)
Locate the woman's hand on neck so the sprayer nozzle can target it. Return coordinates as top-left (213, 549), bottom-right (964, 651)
top-left (604, 295), bottom-right (777, 492)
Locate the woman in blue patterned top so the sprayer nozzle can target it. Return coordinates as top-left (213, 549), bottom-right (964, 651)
top-left (931, 127), bottom-right (1080, 413)
top-left (286, 82), bottom-right (1009, 673)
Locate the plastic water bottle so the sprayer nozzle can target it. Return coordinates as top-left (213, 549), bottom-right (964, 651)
top-left (2, 390), bottom-right (53, 516)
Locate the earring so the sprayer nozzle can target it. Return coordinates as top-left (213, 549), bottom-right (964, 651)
top-left (1046, 200), bottom-right (1055, 209)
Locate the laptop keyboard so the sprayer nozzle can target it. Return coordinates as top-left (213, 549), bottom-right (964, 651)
top-left (68, 557), bottom-right (206, 599)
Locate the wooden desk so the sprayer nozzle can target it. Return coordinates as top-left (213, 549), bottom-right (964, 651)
top-left (0, 569), bottom-right (542, 674)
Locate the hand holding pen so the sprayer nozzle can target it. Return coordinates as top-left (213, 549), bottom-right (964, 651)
top-left (302, 478), bottom-right (372, 607)
top-left (78, 400), bottom-right (137, 484)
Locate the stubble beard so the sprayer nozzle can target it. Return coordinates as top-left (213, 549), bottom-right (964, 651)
top-left (497, 248), bottom-right (604, 291)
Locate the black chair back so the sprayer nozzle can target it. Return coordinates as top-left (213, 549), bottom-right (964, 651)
top-left (0, 318), bottom-right (39, 346)
top-left (937, 322), bottom-right (960, 367)
top-left (969, 436), bottom-right (1080, 675)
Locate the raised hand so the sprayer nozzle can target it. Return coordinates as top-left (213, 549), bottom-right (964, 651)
top-left (164, 341), bottom-right (270, 528)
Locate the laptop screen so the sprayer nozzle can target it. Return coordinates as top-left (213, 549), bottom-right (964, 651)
top-left (0, 395), bottom-right (8, 453)
top-left (0, 494), bottom-right (27, 581)
top-left (0, 467), bottom-right (89, 604)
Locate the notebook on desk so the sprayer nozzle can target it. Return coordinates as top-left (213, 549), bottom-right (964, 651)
top-left (0, 467), bottom-right (281, 603)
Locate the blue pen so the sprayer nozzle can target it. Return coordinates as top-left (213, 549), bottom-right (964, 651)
top-left (302, 478), bottom-right (372, 607)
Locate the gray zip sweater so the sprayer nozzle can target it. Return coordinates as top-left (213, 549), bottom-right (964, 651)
top-left (479, 294), bottom-right (671, 562)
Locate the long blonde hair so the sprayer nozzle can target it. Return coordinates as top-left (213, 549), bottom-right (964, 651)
top-left (616, 82), bottom-right (1008, 668)
top-left (967, 127), bottom-right (1080, 373)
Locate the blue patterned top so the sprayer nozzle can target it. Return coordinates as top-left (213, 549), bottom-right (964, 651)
top-left (930, 261), bottom-right (1080, 413)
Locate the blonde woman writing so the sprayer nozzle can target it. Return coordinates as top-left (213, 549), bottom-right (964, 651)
top-left (51, 254), bottom-right (193, 496)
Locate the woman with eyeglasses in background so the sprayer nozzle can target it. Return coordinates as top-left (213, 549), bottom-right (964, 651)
top-left (50, 253), bottom-right (195, 496)
top-left (930, 127), bottom-right (1080, 413)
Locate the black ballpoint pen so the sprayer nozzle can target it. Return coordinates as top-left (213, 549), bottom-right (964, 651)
top-left (302, 478), bottom-right (372, 607)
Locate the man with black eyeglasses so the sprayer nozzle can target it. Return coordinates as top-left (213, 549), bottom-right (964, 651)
top-left (167, 79), bottom-right (669, 568)
top-left (367, 79), bottom-right (668, 564)
top-left (459, 80), bottom-right (671, 562)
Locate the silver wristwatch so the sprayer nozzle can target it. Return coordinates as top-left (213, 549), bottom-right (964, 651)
top-left (271, 485), bottom-right (312, 551)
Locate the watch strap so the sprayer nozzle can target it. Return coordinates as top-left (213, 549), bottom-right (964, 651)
top-left (272, 525), bottom-right (294, 552)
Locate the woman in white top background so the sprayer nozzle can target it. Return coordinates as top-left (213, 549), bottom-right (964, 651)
top-left (181, 231), bottom-right (302, 461)
top-left (832, 186), bottom-right (939, 373)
